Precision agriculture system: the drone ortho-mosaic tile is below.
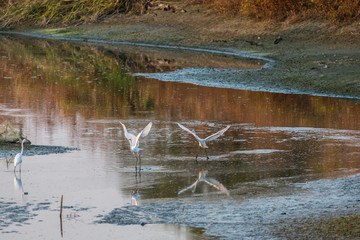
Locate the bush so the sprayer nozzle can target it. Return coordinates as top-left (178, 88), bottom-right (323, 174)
top-left (194, 0), bottom-right (360, 22)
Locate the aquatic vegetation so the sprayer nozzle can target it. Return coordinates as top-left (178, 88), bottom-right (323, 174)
top-left (0, 35), bottom-right (155, 118)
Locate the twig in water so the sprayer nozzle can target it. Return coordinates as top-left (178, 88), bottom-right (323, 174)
top-left (60, 195), bottom-right (63, 237)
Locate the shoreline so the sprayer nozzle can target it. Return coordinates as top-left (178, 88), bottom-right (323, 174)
top-left (2, 29), bottom-right (360, 101)
top-left (3, 0), bottom-right (360, 100)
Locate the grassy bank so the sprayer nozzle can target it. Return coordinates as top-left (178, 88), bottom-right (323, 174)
top-left (0, 0), bottom-right (140, 28)
top-left (1, 0), bottom-right (359, 29)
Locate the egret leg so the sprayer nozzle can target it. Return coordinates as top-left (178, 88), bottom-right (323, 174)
top-left (205, 149), bottom-right (209, 160)
top-left (135, 156), bottom-right (138, 172)
top-left (195, 148), bottom-right (201, 162)
top-left (138, 154), bottom-right (142, 173)
top-left (135, 170), bottom-right (141, 183)
top-left (19, 164), bottom-right (21, 172)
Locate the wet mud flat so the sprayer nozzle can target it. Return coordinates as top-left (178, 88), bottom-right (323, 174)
top-left (96, 174), bottom-right (360, 239)
top-left (0, 144), bottom-right (78, 160)
top-left (1, 168), bottom-right (358, 239)
top-left (0, 199), bottom-right (91, 235)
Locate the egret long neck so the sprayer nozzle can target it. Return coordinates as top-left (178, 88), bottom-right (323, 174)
top-left (20, 140), bottom-right (24, 154)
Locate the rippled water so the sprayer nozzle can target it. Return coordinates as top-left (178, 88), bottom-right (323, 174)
top-left (0, 34), bottom-right (359, 239)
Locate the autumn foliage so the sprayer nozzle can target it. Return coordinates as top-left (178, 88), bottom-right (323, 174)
top-left (191, 0), bottom-right (360, 22)
top-left (0, 0), bottom-right (359, 28)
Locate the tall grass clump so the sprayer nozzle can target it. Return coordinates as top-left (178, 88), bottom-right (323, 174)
top-left (191, 0), bottom-right (360, 22)
top-left (0, 0), bottom-right (141, 28)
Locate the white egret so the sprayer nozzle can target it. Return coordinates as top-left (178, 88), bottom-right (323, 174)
top-left (178, 169), bottom-right (230, 196)
top-left (14, 138), bottom-right (30, 172)
top-left (176, 123), bottom-right (230, 160)
top-left (120, 122), bottom-right (152, 171)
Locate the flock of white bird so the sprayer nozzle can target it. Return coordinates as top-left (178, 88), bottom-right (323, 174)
top-left (12, 122), bottom-right (231, 196)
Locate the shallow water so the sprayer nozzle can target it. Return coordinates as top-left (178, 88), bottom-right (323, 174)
top-left (0, 34), bottom-right (359, 239)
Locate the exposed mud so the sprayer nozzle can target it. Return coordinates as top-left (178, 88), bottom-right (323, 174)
top-left (97, 174), bottom-right (360, 239)
top-left (0, 144), bottom-right (78, 161)
top-left (0, 201), bottom-right (35, 232)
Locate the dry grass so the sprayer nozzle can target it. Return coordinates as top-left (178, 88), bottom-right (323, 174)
top-left (190, 0), bottom-right (360, 22)
top-left (0, 0), bottom-right (359, 29)
top-left (0, 0), bottom-right (143, 28)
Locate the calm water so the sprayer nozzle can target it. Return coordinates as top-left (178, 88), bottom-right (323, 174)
top-left (0, 34), bottom-right (359, 239)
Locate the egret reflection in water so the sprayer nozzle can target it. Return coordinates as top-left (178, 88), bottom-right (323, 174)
top-left (131, 189), bottom-right (140, 206)
top-left (178, 169), bottom-right (230, 196)
top-left (176, 123), bottom-right (230, 161)
top-left (120, 122), bottom-right (152, 172)
top-left (131, 171), bottom-right (141, 205)
top-left (13, 171), bottom-right (27, 195)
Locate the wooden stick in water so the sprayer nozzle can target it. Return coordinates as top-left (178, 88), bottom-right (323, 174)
top-left (60, 195), bottom-right (63, 219)
top-left (60, 195), bottom-right (63, 237)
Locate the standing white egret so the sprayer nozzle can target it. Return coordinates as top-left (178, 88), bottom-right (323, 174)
top-left (120, 122), bottom-right (152, 171)
top-left (14, 138), bottom-right (30, 172)
top-left (176, 123), bottom-right (230, 160)
top-left (178, 169), bottom-right (230, 196)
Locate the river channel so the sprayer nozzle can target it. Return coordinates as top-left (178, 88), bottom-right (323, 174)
top-left (0, 34), bottom-right (359, 239)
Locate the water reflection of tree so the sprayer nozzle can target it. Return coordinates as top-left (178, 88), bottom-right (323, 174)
top-left (0, 35), bottom-right (155, 118)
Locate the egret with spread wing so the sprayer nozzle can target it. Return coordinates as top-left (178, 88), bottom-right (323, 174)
top-left (176, 123), bottom-right (230, 161)
top-left (120, 122), bottom-right (152, 171)
top-left (178, 170), bottom-right (230, 196)
top-left (14, 138), bottom-right (30, 172)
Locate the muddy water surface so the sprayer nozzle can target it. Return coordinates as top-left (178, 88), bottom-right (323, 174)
top-left (0, 34), bottom-right (359, 239)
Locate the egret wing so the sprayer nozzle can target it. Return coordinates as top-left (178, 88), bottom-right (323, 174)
top-left (177, 123), bottom-right (199, 140)
top-left (141, 122), bottom-right (152, 137)
top-left (13, 153), bottom-right (22, 167)
top-left (120, 122), bottom-right (136, 146)
top-left (178, 180), bottom-right (199, 195)
top-left (205, 178), bottom-right (230, 196)
top-left (204, 125), bottom-right (230, 141)
top-left (133, 130), bottom-right (144, 149)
